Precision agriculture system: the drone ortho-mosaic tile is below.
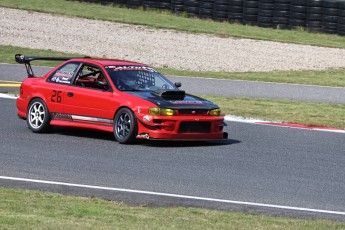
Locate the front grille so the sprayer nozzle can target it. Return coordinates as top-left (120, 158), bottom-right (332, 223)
top-left (178, 109), bottom-right (209, 115)
top-left (178, 122), bottom-right (211, 133)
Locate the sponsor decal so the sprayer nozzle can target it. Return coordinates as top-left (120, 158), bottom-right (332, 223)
top-left (51, 113), bottom-right (72, 120)
top-left (137, 107), bottom-right (141, 115)
top-left (51, 113), bottom-right (113, 124)
top-left (143, 115), bottom-right (152, 122)
top-left (171, 101), bottom-right (204, 105)
top-left (72, 115), bottom-right (113, 124)
top-left (106, 65), bottom-right (157, 73)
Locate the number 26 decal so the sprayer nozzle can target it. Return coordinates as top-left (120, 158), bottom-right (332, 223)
top-left (51, 90), bottom-right (62, 103)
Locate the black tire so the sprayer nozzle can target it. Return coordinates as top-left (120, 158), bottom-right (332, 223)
top-left (307, 6), bottom-right (322, 14)
top-left (290, 12), bottom-right (306, 20)
top-left (229, 6), bottom-right (243, 13)
top-left (258, 22), bottom-right (273, 28)
top-left (273, 0), bottom-right (290, 3)
top-left (243, 1), bottom-right (258, 8)
top-left (307, 0), bottom-right (322, 7)
top-left (228, 12), bottom-right (243, 21)
top-left (289, 19), bottom-right (306, 27)
top-left (114, 108), bottom-right (138, 144)
top-left (258, 9), bottom-right (274, 17)
top-left (338, 16), bottom-right (345, 25)
top-left (215, 0), bottom-right (230, 5)
top-left (26, 98), bottom-right (53, 133)
top-left (307, 13), bottom-right (322, 21)
top-left (339, 10), bottom-right (345, 17)
top-left (322, 21), bottom-right (337, 30)
top-left (214, 4), bottom-right (228, 11)
top-left (273, 16), bottom-right (289, 24)
top-left (243, 7), bottom-right (259, 15)
top-left (322, 8), bottom-right (338, 16)
top-left (340, 2), bottom-right (345, 10)
top-left (291, 0), bottom-right (306, 6)
top-left (290, 5), bottom-right (307, 13)
top-left (229, 0), bottom-right (244, 6)
top-left (213, 11), bottom-right (229, 21)
top-left (184, 0), bottom-right (199, 7)
top-left (273, 10), bottom-right (290, 17)
top-left (259, 3), bottom-right (274, 10)
top-left (185, 6), bottom-right (199, 14)
top-left (200, 2), bottom-right (213, 9)
top-left (323, 0), bottom-right (339, 9)
top-left (307, 20), bottom-right (322, 28)
top-left (274, 3), bottom-right (290, 11)
top-left (323, 15), bottom-right (338, 23)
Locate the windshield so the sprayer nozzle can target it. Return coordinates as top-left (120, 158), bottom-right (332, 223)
top-left (105, 66), bottom-right (177, 91)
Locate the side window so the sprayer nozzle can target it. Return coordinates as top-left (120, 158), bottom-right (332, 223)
top-left (48, 63), bottom-right (79, 85)
top-left (74, 64), bottom-right (110, 90)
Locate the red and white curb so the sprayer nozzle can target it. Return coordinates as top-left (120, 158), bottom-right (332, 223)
top-left (1, 94), bottom-right (344, 133)
top-left (225, 115), bottom-right (345, 133)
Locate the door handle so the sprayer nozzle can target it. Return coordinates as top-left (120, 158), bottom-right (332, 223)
top-left (67, 92), bottom-right (74, 97)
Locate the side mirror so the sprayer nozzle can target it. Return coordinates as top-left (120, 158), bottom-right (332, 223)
top-left (175, 82), bottom-right (182, 88)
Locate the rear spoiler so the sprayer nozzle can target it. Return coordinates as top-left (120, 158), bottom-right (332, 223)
top-left (14, 54), bottom-right (89, 77)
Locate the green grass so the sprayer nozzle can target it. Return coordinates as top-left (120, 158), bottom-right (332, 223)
top-left (2, 0), bottom-right (345, 48)
top-left (3, 44), bottom-right (345, 87)
top-left (202, 96), bottom-right (345, 129)
top-left (160, 67), bottom-right (345, 87)
top-left (1, 187), bottom-right (344, 229)
top-left (0, 45), bottom-right (86, 67)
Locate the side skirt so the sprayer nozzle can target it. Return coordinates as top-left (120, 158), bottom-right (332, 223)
top-left (50, 113), bottom-right (114, 133)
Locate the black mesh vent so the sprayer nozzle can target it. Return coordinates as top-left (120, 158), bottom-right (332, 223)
top-left (178, 109), bottom-right (209, 115)
top-left (178, 122), bottom-right (211, 133)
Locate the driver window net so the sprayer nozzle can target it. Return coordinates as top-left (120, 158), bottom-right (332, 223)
top-left (136, 71), bottom-right (155, 88)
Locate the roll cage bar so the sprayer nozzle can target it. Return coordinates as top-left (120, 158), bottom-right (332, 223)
top-left (15, 54), bottom-right (90, 77)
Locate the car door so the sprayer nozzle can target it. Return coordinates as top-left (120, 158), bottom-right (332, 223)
top-left (63, 63), bottom-right (119, 121)
top-left (43, 62), bottom-right (81, 113)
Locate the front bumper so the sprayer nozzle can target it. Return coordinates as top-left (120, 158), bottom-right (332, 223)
top-left (136, 115), bottom-right (227, 140)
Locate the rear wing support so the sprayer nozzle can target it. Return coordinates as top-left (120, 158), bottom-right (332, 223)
top-left (14, 54), bottom-right (89, 77)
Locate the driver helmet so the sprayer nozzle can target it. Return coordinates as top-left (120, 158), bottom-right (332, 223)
top-left (120, 74), bottom-right (137, 87)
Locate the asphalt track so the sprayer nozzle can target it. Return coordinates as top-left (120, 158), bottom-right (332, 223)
top-left (1, 97), bottom-right (345, 221)
top-left (1, 63), bottom-right (345, 104)
top-left (1, 63), bottom-right (345, 221)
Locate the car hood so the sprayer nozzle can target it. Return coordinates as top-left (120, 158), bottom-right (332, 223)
top-left (125, 90), bottom-right (219, 110)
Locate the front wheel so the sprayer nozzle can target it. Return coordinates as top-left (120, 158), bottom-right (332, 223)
top-left (114, 108), bottom-right (138, 144)
top-left (27, 98), bottom-right (52, 133)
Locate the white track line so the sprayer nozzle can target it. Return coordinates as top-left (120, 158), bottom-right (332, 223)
top-left (0, 175), bottom-right (345, 216)
top-left (0, 93), bottom-right (17, 99)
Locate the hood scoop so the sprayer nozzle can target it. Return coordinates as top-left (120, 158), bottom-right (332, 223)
top-left (153, 90), bottom-right (185, 100)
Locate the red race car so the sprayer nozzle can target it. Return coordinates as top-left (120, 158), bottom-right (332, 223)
top-left (15, 54), bottom-right (227, 144)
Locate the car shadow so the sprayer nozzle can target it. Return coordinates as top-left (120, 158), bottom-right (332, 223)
top-left (140, 139), bottom-right (241, 147)
top-left (52, 127), bottom-right (115, 141)
top-left (52, 127), bottom-right (241, 147)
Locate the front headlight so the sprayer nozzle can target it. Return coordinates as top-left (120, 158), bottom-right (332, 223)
top-left (209, 109), bottom-right (221, 116)
top-left (149, 108), bottom-right (176, 116)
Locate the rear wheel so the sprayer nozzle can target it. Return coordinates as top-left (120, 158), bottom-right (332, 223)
top-left (114, 108), bottom-right (138, 144)
top-left (27, 98), bottom-right (52, 133)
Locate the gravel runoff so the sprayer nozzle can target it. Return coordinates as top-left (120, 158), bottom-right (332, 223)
top-left (1, 7), bottom-right (345, 72)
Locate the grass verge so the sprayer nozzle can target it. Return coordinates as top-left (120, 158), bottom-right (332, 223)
top-left (1, 186), bottom-right (344, 229)
top-left (202, 96), bottom-right (345, 129)
top-left (1, 0), bottom-right (345, 48)
top-left (3, 45), bottom-right (345, 87)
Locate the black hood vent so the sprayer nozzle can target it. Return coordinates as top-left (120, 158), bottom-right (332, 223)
top-left (153, 90), bottom-right (185, 100)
